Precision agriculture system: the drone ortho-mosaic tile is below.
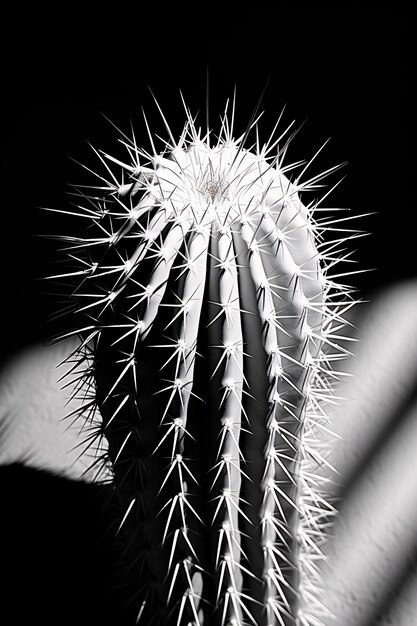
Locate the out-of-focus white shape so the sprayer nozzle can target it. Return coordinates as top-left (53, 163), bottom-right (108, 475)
top-left (379, 566), bottom-right (417, 626)
top-left (330, 280), bottom-right (417, 478)
top-left (0, 337), bottom-right (105, 481)
top-left (322, 280), bottom-right (417, 626)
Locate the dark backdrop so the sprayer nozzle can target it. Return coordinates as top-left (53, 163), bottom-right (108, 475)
top-left (0, 5), bottom-right (413, 625)
top-left (0, 3), bottom-right (411, 362)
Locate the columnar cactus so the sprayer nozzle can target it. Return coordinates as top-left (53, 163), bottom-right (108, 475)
top-left (52, 96), bottom-right (359, 626)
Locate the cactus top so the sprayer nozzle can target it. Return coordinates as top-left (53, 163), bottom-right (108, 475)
top-left (139, 140), bottom-right (300, 229)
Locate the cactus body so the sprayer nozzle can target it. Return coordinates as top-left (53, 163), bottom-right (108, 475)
top-left (54, 99), bottom-right (357, 626)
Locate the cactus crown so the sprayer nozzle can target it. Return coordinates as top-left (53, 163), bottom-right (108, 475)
top-left (50, 93), bottom-right (362, 626)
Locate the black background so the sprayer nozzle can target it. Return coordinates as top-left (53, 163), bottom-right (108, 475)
top-left (0, 4), bottom-right (413, 624)
top-left (0, 3), bottom-right (412, 364)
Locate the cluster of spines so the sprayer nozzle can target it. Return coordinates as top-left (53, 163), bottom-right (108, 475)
top-left (47, 94), bottom-right (365, 626)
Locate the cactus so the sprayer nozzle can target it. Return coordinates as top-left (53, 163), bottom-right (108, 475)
top-left (50, 94), bottom-right (361, 626)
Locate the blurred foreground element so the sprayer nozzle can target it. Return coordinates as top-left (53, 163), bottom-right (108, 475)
top-left (1, 280), bottom-right (417, 625)
top-left (322, 280), bottom-right (417, 626)
top-left (0, 336), bottom-right (104, 479)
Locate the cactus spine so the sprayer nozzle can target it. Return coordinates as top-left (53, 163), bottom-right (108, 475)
top-left (52, 95), bottom-right (359, 626)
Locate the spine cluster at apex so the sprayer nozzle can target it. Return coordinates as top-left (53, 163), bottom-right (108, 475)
top-left (50, 97), bottom-right (362, 626)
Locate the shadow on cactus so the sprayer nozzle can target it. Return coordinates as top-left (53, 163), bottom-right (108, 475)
top-left (48, 92), bottom-right (365, 626)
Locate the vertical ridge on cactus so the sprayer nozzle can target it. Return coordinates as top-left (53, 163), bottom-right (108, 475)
top-left (48, 93), bottom-right (363, 626)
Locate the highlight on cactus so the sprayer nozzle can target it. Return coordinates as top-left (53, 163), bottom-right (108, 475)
top-left (47, 92), bottom-right (364, 626)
